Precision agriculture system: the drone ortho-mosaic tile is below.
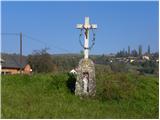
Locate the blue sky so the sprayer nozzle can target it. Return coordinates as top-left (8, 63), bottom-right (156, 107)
top-left (1, 1), bottom-right (159, 55)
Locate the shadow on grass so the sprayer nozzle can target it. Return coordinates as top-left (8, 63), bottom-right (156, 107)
top-left (66, 73), bottom-right (76, 94)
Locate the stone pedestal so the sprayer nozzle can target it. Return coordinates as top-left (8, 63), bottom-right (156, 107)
top-left (75, 58), bottom-right (96, 97)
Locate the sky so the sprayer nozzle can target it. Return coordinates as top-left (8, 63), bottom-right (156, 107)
top-left (1, 1), bottom-right (159, 55)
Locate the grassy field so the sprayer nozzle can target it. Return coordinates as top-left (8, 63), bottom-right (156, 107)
top-left (1, 72), bottom-right (159, 118)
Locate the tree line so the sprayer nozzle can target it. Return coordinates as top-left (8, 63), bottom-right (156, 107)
top-left (116, 45), bottom-right (151, 57)
top-left (26, 46), bottom-right (158, 75)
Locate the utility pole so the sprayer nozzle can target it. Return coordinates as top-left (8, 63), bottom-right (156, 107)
top-left (20, 32), bottom-right (22, 74)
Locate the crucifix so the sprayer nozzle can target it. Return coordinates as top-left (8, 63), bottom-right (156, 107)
top-left (76, 17), bottom-right (97, 59)
top-left (75, 17), bottom-right (97, 97)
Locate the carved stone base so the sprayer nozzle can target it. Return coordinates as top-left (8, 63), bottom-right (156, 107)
top-left (75, 58), bottom-right (96, 97)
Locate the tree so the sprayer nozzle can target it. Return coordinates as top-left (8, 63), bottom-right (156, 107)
top-left (138, 45), bottom-right (142, 56)
top-left (28, 48), bottom-right (55, 73)
top-left (128, 46), bottom-right (130, 56)
top-left (148, 45), bottom-right (151, 54)
top-left (116, 49), bottom-right (128, 57)
top-left (131, 49), bottom-right (138, 57)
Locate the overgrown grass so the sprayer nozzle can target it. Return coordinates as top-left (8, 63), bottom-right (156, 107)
top-left (1, 72), bottom-right (159, 118)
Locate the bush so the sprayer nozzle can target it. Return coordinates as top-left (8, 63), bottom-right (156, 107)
top-left (66, 73), bottom-right (76, 93)
top-left (48, 73), bottom-right (68, 91)
top-left (96, 73), bottom-right (136, 101)
top-left (110, 62), bottom-right (128, 72)
top-left (95, 64), bottom-right (112, 74)
top-left (138, 61), bottom-right (158, 74)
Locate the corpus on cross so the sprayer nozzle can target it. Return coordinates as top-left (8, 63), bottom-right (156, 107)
top-left (76, 17), bottom-right (97, 59)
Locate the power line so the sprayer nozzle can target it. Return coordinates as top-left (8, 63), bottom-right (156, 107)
top-left (23, 33), bottom-right (71, 53)
top-left (1, 32), bottom-right (72, 53)
top-left (23, 34), bottom-right (47, 46)
top-left (49, 42), bottom-right (71, 53)
top-left (1, 33), bottom-right (19, 35)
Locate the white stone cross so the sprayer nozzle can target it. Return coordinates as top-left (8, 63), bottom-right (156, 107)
top-left (76, 17), bottom-right (97, 59)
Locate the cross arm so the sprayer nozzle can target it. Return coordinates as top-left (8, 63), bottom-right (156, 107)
top-left (76, 24), bottom-right (97, 29)
top-left (76, 24), bottom-right (83, 29)
top-left (91, 24), bottom-right (97, 29)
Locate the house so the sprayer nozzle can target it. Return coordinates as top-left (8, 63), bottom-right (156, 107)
top-left (130, 59), bottom-right (135, 63)
top-left (142, 55), bottom-right (150, 60)
top-left (1, 53), bottom-right (32, 75)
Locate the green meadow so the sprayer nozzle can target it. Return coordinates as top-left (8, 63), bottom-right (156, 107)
top-left (1, 72), bottom-right (158, 118)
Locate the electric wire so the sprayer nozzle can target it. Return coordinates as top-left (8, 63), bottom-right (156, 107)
top-left (1, 32), bottom-right (72, 53)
